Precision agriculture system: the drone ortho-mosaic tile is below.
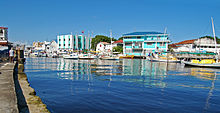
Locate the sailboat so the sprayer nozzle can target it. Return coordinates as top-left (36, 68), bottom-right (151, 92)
top-left (63, 53), bottom-right (79, 59)
top-left (148, 54), bottom-right (181, 63)
top-left (99, 30), bottom-right (120, 60)
top-left (182, 17), bottom-right (220, 68)
top-left (146, 28), bottom-right (181, 63)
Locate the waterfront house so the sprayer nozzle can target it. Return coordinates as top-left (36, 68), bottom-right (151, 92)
top-left (0, 27), bottom-right (8, 42)
top-left (122, 32), bottom-right (170, 56)
top-left (96, 42), bottom-right (111, 53)
top-left (0, 27), bottom-right (11, 59)
top-left (170, 37), bottom-right (220, 53)
top-left (57, 34), bottom-right (91, 53)
top-left (169, 39), bottom-right (196, 52)
top-left (112, 40), bottom-right (123, 48)
top-left (44, 40), bottom-right (58, 57)
top-left (48, 40), bottom-right (58, 54)
top-left (33, 42), bottom-right (44, 50)
top-left (0, 27), bottom-right (9, 48)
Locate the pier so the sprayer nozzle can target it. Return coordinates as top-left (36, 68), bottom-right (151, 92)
top-left (0, 48), bottom-right (49, 113)
top-left (0, 62), bottom-right (18, 113)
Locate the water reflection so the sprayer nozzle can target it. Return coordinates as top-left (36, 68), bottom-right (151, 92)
top-left (25, 58), bottom-right (220, 113)
top-left (25, 58), bottom-right (219, 83)
top-left (54, 59), bottom-right (186, 88)
top-left (173, 66), bottom-right (218, 81)
top-left (204, 72), bottom-right (216, 111)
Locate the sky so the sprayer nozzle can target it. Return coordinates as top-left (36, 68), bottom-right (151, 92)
top-left (1, 0), bottom-right (220, 44)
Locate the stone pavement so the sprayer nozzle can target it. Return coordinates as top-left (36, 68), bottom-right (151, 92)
top-left (0, 62), bottom-right (18, 113)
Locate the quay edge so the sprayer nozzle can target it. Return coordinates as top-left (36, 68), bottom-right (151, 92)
top-left (14, 62), bottom-right (50, 113)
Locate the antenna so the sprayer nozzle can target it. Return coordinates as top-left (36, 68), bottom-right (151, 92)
top-left (164, 27), bottom-right (167, 34)
top-left (110, 29), bottom-right (113, 52)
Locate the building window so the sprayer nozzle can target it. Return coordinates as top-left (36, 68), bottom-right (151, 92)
top-left (64, 39), bottom-right (65, 41)
top-left (69, 38), bottom-right (70, 41)
top-left (157, 36), bottom-right (161, 40)
top-left (59, 39), bottom-right (61, 41)
top-left (69, 44), bottom-right (70, 46)
top-left (133, 49), bottom-right (142, 53)
top-left (125, 42), bottom-right (132, 46)
top-left (160, 42), bottom-right (164, 46)
top-left (59, 44), bottom-right (61, 46)
top-left (147, 42), bottom-right (153, 45)
top-left (137, 36), bottom-right (141, 39)
top-left (64, 44), bottom-right (65, 46)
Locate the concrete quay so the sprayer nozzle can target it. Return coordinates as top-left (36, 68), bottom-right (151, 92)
top-left (0, 62), bottom-right (50, 113)
top-left (0, 62), bottom-right (18, 113)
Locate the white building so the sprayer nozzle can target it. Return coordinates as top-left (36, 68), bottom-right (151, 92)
top-left (171, 37), bottom-right (220, 53)
top-left (96, 42), bottom-right (111, 53)
top-left (112, 40), bottom-right (123, 48)
top-left (57, 34), bottom-right (91, 53)
top-left (0, 27), bottom-right (8, 42)
top-left (45, 40), bottom-right (58, 57)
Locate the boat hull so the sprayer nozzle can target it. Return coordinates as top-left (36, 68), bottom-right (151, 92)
top-left (119, 55), bottom-right (134, 59)
top-left (63, 57), bottom-right (78, 59)
top-left (100, 57), bottom-right (119, 60)
top-left (182, 61), bottom-right (220, 68)
top-left (147, 58), bottom-right (181, 63)
top-left (79, 58), bottom-right (96, 60)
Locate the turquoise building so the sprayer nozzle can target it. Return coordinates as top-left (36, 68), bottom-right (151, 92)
top-left (122, 32), bottom-right (171, 56)
top-left (57, 34), bottom-right (91, 52)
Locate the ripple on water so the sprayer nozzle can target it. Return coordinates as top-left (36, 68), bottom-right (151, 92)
top-left (25, 58), bottom-right (220, 113)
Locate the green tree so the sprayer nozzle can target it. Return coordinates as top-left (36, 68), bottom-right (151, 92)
top-left (200, 36), bottom-right (220, 44)
top-left (91, 35), bottom-right (116, 50)
top-left (118, 37), bottom-right (124, 40)
top-left (113, 46), bottom-right (123, 53)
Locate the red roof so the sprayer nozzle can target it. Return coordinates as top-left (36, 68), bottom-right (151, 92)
top-left (0, 27), bottom-right (8, 29)
top-left (100, 42), bottom-right (110, 45)
top-left (113, 40), bottom-right (123, 44)
top-left (169, 39), bottom-right (196, 48)
top-left (171, 39), bottom-right (196, 46)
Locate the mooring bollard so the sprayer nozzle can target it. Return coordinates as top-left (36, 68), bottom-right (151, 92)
top-left (16, 48), bottom-right (25, 73)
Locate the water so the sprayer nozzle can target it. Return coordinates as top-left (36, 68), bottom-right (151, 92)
top-left (25, 58), bottom-right (220, 113)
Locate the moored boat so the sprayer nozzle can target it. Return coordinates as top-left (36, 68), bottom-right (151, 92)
top-left (182, 59), bottom-right (220, 68)
top-left (63, 53), bottom-right (78, 59)
top-left (146, 54), bottom-right (180, 63)
top-left (148, 58), bottom-right (181, 63)
top-left (100, 56), bottom-right (119, 60)
top-left (119, 55), bottom-right (134, 59)
top-left (78, 54), bottom-right (97, 60)
top-left (181, 17), bottom-right (220, 68)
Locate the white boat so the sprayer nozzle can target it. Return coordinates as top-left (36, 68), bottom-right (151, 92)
top-left (146, 54), bottom-right (180, 63)
top-left (78, 54), bottom-right (97, 60)
top-left (182, 17), bottom-right (220, 68)
top-left (29, 52), bottom-right (38, 57)
top-left (63, 53), bottom-right (79, 59)
top-left (100, 56), bottom-right (120, 60)
top-left (148, 58), bottom-right (181, 63)
top-left (182, 60), bottom-right (220, 68)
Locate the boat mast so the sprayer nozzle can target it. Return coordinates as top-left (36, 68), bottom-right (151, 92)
top-left (110, 29), bottom-right (113, 53)
top-left (211, 17), bottom-right (217, 54)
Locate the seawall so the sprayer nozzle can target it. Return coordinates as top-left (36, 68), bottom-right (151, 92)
top-left (15, 63), bottom-right (50, 113)
top-left (0, 62), bottom-right (18, 113)
top-left (0, 62), bottom-right (50, 113)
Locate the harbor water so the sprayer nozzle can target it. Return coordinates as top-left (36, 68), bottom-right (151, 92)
top-left (25, 58), bottom-right (220, 113)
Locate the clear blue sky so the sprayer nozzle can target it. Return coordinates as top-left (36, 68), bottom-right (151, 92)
top-left (1, 0), bottom-right (220, 44)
